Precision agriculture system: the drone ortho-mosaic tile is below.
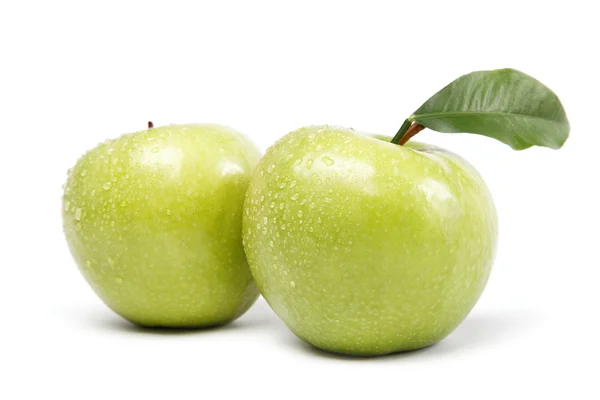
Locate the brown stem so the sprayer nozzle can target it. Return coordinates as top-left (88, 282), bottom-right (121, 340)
top-left (398, 123), bottom-right (425, 145)
top-left (148, 121), bottom-right (154, 129)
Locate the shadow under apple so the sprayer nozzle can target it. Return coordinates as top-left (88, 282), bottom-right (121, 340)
top-left (282, 309), bottom-right (540, 361)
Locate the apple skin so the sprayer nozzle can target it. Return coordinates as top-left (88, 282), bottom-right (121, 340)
top-left (243, 125), bottom-right (498, 355)
top-left (63, 124), bottom-right (261, 328)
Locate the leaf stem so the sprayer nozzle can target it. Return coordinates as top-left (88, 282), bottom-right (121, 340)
top-left (148, 121), bottom-right (154, 129)
top-left (390, 119), bottom-right (411, 144)
top-left (391, 119), bottom-right (425, 145)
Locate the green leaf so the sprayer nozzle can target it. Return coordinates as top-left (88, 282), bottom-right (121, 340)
top-left (408, 69), bottom-right (569, 150)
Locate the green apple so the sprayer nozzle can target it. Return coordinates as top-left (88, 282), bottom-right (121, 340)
top-left (63, 124), bottom-right (261, 327)
top-left (242, 125), bottom-right (498, 355)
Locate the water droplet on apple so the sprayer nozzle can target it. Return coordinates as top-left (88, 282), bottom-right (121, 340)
top-left (74, 208), bottom-right (82, 221)
top-left (103, 182), bottom-right (112, 190)
top-left (107, 148), bottom-right (114, 155)
top-left (267, 164), bottom-right (275, 174)
top-left (64, 201), bottom-right (71, 211)
top-left (321, 156), bottom-right (334, 166)
top-left (115, 276), bottom-right (123, 284)
top-left (80, 170), bottom-right (87, 177)
top-left (306, 159), bottom-right (314, 169)
top-left (290, 193), bottom-right (299, 201)
top-left (297, 210), bottom-right (303, 218)
top-left (279, 203), bottom-right (285, 210)
top-left (166, 209), bottom-right (172, 215)
top-left (289, 180), bottom-right (297, 188)
top-left (290, 281), bottom-right (296, 288)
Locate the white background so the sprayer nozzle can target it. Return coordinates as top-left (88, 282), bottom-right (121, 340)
top-left (1, 0), bottom-right (599, 398)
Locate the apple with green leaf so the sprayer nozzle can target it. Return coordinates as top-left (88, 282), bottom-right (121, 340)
top-left (63, 123), bottom-right (261, 327)
top-left (243, 69), bottom-right (569, 355)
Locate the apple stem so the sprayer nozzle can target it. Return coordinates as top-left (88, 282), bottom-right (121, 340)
top-left (148, 121), bottom-right (154, 129)
top-left (390, 119), bottom-right (425, 145)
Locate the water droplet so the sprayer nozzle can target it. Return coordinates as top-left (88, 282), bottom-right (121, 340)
top-left (74, 208), bottom-right (82, 221)
top-left (64, 201), bottom-right (71, 211)
top-left (289, 180), bottom-right (297, 188)
top-left (269, 240), bottom-right (274, 247)
top-left (120, 201), bottom-right (127, 207)
top-left (269, 202), bottom-right (275, 209)
top-left (290, 281), bottom-right (296, 288)
top-left (263, 217), bottom-right (268, 225)
top-left (86, 260), bottom-right (91, 267)
top-left (279, 203), bottom-right (285, 210)
top-left (291, 193), bottom-right (299, 201)
top-left (278, 182), bottom-right (286, 189)
top-left (306, 159), bottom-right (314, 169)
top-left (309, 203), bottom-right (315, 210)
top-left (103, 182), bottom-right (112, 190)
top-left (115, 276), bottom-right (123, 284)
top-left (267, 164), bottom-right (275, 174)
top-left (297, 210), bottom-right (303, 218)
top-left (321, 156), bottom-right (334, 166)
top-left (80, 170), bottom-right (87, 177)
top-left (166, 209), bottom-right (172, 215)
top-left (107, 148), bottom-right (114, 155)
top-left (324, 198), bottom-right (332, 203)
